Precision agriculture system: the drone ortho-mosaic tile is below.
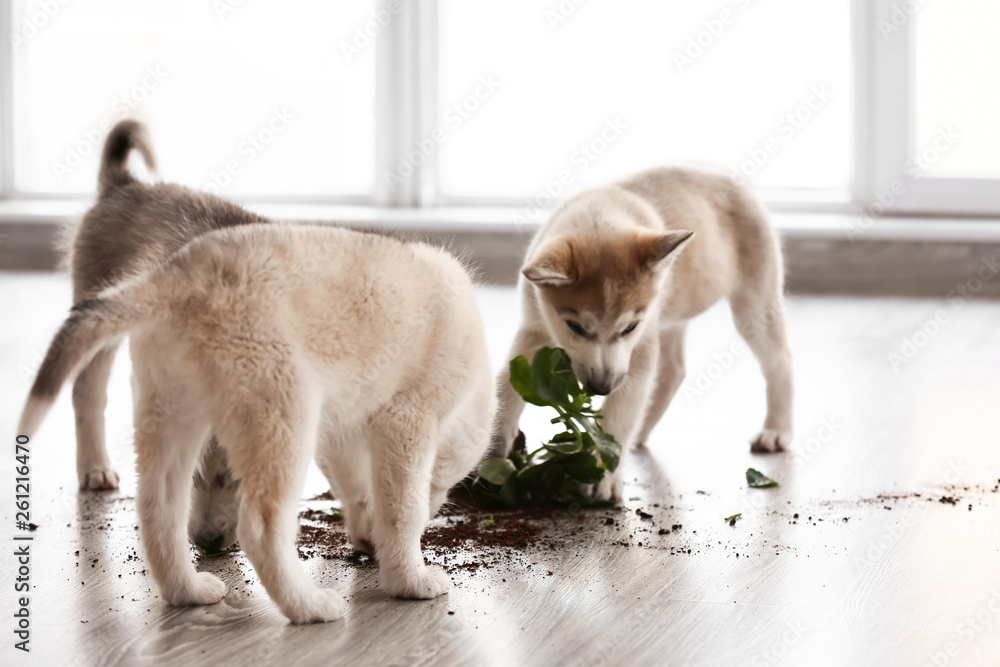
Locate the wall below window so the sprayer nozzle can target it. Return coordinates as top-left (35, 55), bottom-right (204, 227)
top-left (1, 206), bottom-right (999, 299)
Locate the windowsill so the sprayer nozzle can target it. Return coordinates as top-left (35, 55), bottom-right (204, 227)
top-left (3, 197), bottom-right (1000, 243)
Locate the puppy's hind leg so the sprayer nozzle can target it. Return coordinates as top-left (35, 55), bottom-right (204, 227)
top-left (225, 392), bottom-right (345, 624)
top-left (370, 396), bottom-right (449, 600)
top-left (134, 386), bottom-right (225, 606)
top-left (72, 344), bottom-right (121, 490)
top-left (731, 294), bottom-right (794, 453)
top-left (315, 425), bottom-right (374, 554)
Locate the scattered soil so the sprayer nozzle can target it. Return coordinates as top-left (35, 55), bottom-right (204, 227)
top-left (57, 476), bottom-right (1000, 587)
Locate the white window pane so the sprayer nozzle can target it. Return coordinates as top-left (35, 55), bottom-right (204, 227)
top-left (438, 0), bottom-right (851, 200)
top-left (915, 0), bottom-right (1000, 179)
top-left (13, 0), bottom-right (376, 197)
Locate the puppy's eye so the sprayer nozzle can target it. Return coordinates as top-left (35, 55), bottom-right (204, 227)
top-left (566, 321), bottom-right (588, 337)
top-left (622, 322), bottom-right (639, 336)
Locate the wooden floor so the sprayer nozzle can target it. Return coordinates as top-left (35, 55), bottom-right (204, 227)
top-left (2, 271), bottom-right (999, 667)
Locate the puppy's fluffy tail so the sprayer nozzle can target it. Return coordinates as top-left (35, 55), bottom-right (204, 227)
top-left (98, 119), bottom-right (158, 195)
top-left (18, 278), bottom-right (162, 438)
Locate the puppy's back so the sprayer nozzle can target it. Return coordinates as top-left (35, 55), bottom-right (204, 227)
top-left (150, 223), bottom-right (486, 420)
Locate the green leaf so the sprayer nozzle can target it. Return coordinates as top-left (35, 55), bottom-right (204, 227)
top-left (510, 449), bottom-right (528, 469)
top-left (696, 490), bottom-right (710, 495)
top-left (530, 347), bottom-right (576, 406)
top-left (562, 451), bottom-right (605, 485)
top-left (498, 475), bottom-right (522, 507)
top-left (724, 513), bottom-right (742, 523)
top-left (544, 432), bottom-right (584, 455)
top-left (508, 355), bottom-right (538, 404)
top-left (585, 426), bottom-right (621, 473)
top-left (746, 468), bottom-right (778, 488)
top-left (479, 457), bottom-right (517, 485)
top-left (471, 347), bottom-right (626, 508)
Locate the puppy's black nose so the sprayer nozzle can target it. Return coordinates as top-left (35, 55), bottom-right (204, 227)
top-left (586, 381), bottom-right (612, 396)
top-left (195, 534), bottom-right (225, 553)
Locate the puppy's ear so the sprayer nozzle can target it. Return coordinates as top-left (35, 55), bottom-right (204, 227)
top-left (636, 230), bottom-right (694, 271)
top-left (522, 238), bottom-right (576, 287)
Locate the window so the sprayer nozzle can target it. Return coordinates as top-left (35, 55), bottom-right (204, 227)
top-left (914, 0), bottom-right (1000, 181)
top-left (864, 0), bottom-right (1000, 215)
top-left (9, 0), bottom-right (376, 199)
top-left (437, 0), bottom-right (852, 203)
top-left (1, 1), bottom-right (998, 218)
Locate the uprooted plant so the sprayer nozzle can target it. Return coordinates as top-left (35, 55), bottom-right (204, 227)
top-left (473, 347), bottom-right (622, 507)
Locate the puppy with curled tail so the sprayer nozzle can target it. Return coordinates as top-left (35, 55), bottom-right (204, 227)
top-left (64, 119), bottom-right (263, 550)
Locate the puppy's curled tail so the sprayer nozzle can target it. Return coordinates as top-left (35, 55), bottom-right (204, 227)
top-left (98, 119), bottom-right (158, 195)
top-left (17, 278), bottom-right (162, 438)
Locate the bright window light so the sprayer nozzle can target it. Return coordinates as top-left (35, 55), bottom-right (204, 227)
top-left (12, 0), bottom-right (376, 197)
top-left (914, 0), bottom-right (1000, 179)
top-left (437, 0), bottom-right (852, 200)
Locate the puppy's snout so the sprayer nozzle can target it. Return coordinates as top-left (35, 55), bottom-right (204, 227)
top-left (586, 378), bottom-right (614, 396)
top-left (194, 533), bottom-right (225, 553)
top-left (585, 370), bottom-right (622, 396)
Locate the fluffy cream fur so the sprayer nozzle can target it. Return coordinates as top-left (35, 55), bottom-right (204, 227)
top-left (20, 223), bottom-right (495, 623)
top-left (494, 167), bottom-right (794, 500)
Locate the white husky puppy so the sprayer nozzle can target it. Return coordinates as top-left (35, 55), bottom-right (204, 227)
top-left (494, 167), bottom-right (794, 501)
top-left (19, 223), bottom-right (495, 623)
top-left (62, 119), bottom-right (258, 552)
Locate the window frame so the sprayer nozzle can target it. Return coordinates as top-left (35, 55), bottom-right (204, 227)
top-left (860, 0), bottom-right (1000, 216)
top-left (0, 0), bottom-right (997, 220)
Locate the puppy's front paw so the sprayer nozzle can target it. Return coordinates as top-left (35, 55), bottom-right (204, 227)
top-left (586, 472), bottom-right (623, 503)
top-left (750, 429), bottom-right (791, 453)
top-left (350, 537), bottom-right (375, 555)
top-left (81, 465), bottom-right (119, 491)
top-left (284, 589), bottom-right (346, 624)
top-left (345, 506), bottom-right (374, 555)
top-left (165, 572), bottom-right (227, 606)
top-left (381, 564), bottom-right (450, 600)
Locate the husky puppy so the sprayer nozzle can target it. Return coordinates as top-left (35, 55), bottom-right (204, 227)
top-left (20, 211), bottom-right (495, 626)
top-left (494, 167), bottom-right (793, 501)
top-left (63, 120), bottom-right (258, 551)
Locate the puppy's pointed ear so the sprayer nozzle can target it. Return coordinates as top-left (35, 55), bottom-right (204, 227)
top-left (522, 238), bottom-right (576, 287)
top-left (636, 230), bottom-right (695, 271)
